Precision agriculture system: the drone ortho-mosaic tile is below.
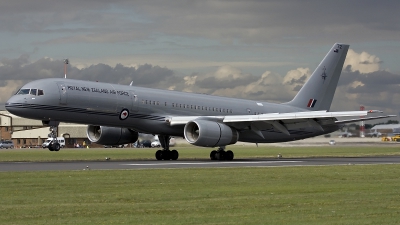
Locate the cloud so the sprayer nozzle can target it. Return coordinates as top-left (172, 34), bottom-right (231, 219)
top-left (194, 65), bottom-right (258, 89)
top-left (1, 49), bottom-right (399, 115)
top-left (0, 55), bottom-right (174, 85)
top-left (1, 1), bottom-right (400, 45)
top-left (0, 80), bottom-right (24, 103)
top-left (344, 49), bottom-right (381, 73)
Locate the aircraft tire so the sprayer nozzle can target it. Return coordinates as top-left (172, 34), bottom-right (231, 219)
top-left (170, 150), bottom-right (179, 160)
top-left (216, 151), bottom-right (225, 160)
top-left (163, 150), bottom-right (171, 160)
top-left (210, 150), bottom-right (217, 160)
top-left (225, 150), bottom-right (234, 160)
top-left (53, 143), bottom-right (60, 151)
top-left (155, 150), bottom-right (163, 160)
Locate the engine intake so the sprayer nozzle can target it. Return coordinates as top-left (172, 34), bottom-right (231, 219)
top-left (184, 120), bottom-right (238, 147)
top-left (86, 125), bottom-right (138, 145)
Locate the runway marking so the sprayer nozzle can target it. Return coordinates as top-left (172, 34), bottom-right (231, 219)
top-left (121, 161), bottom-right (302, 166)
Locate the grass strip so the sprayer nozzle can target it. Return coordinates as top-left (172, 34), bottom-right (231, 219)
top-left (1, 164), bottom-right (400, 224)
top-left (0, 145), bottom-right (399, 162)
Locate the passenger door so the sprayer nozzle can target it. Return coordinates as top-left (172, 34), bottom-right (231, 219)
top-left (56, 82), bottom-right (67, 105)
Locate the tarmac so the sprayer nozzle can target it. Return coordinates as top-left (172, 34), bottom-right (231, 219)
top-left (1, 137), bottom-right (398, 172)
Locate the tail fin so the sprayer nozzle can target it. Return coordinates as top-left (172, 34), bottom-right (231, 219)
top-left (284, 43), bottom-right (349, 111)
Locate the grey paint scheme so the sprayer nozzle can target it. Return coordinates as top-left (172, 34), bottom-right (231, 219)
top-left (5, 43), bottom-right (369, 144)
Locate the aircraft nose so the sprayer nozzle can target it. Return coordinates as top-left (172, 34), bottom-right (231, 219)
top-left (5, 95), bottom-right (26, 115)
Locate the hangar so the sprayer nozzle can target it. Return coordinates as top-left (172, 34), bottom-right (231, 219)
top-left (370, 124), bottom-right (400, 135)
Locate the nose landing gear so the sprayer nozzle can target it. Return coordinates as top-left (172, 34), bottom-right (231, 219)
top-left (47, 126), bottom-right (60, 152)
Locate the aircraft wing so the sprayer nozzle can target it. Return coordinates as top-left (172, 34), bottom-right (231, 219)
top-left (169, 111), bottom-right (367, 125)
top-left (335, 115), bottom-right (397, 124)
top-left (168, 111), bottom-right (396, 137)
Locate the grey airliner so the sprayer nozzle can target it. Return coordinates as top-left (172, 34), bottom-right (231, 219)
top-left (5, 43), bottom-right (394, 160)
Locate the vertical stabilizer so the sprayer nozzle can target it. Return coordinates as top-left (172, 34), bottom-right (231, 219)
top-left (284, 43), bottom-right (349, 111)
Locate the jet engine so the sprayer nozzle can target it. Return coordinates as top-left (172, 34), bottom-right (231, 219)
top-left (86, 125), bottom-right (139, 145)
top-left (184, 119), bottom-right (239, 147)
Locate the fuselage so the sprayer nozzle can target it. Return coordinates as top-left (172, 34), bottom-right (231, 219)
top-left (5, 78), bottom-right (340, 143)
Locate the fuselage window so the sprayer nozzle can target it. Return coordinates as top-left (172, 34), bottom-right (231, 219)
top-left (172, 103), bottom-right (175, 107)
top-left (165, 102), bottom-right (167, 106)
top-left (142, 100), bottom-right (145, 104)
top-left (145, 100), bottom-right (148, 104)
top-left (16, 89), bottom-right (30, 95)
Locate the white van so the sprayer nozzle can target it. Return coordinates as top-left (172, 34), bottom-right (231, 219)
top-left (42, 137), bottom-right (66, 149)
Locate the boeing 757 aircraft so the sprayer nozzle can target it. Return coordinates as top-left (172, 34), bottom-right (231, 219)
top-left (5, 43), bottom-right (395, 160)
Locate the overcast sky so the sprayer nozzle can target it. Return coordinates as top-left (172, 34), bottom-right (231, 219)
top-left (0, 0), bottom-right (399, 116)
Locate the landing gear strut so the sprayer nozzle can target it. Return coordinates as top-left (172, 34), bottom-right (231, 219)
top-left (47, 126), bottom-right (60, 152)
top-left (155, 135), bottom-right (179, 160)
top-left (210, 146), bottom-right (234, 160)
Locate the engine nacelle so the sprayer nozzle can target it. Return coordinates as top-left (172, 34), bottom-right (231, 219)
top-left (86, 125), bottom-right (139, 145)
top-left (184, 120), bottom-right (239, 147)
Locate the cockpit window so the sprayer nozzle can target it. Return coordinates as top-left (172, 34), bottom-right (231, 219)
top-left (16, 88), bottom-right (44, 96)
top-left (30, 89), bottom-right (37, 95)
top-left (16, 89), bottom-right (30, 95)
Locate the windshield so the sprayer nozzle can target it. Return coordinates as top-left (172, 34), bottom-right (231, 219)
top-left (16, 89), bottom-right (30, 95)
top-left (16, 88), bottom-right (44, 96)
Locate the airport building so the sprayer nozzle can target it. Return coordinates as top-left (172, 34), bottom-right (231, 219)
top-left (370, 124), bottom-right (400, 135)
top-left (0, 110), bottom-right (91, 148)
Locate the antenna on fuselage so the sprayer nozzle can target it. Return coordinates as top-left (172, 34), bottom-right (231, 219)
top-left (64, 59), bottom-right (69, 79)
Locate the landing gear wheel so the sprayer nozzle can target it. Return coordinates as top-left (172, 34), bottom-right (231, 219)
top-left (170, 150), bottom-right (179, 160)
top-left (155, 150), bottom-right (163, 160)
top-left (210, 150), bottom-right (217, 160)
top-left (225, 150), bottom-right (234, 160)
top-left (216, 151), bottom-right (225, 160)
top-left (163, 150), bottom-right (171, 160)
top-left (53, 143), bottom-right (60, 151)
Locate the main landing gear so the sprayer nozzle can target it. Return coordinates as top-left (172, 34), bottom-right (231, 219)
top-left (210, 147), bottom-right (234, 160)
top-left (155, 135), bottom-right (179, 160)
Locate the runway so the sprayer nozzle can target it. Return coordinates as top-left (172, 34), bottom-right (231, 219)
top-left (1, 156), bottom-right (400, 171)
